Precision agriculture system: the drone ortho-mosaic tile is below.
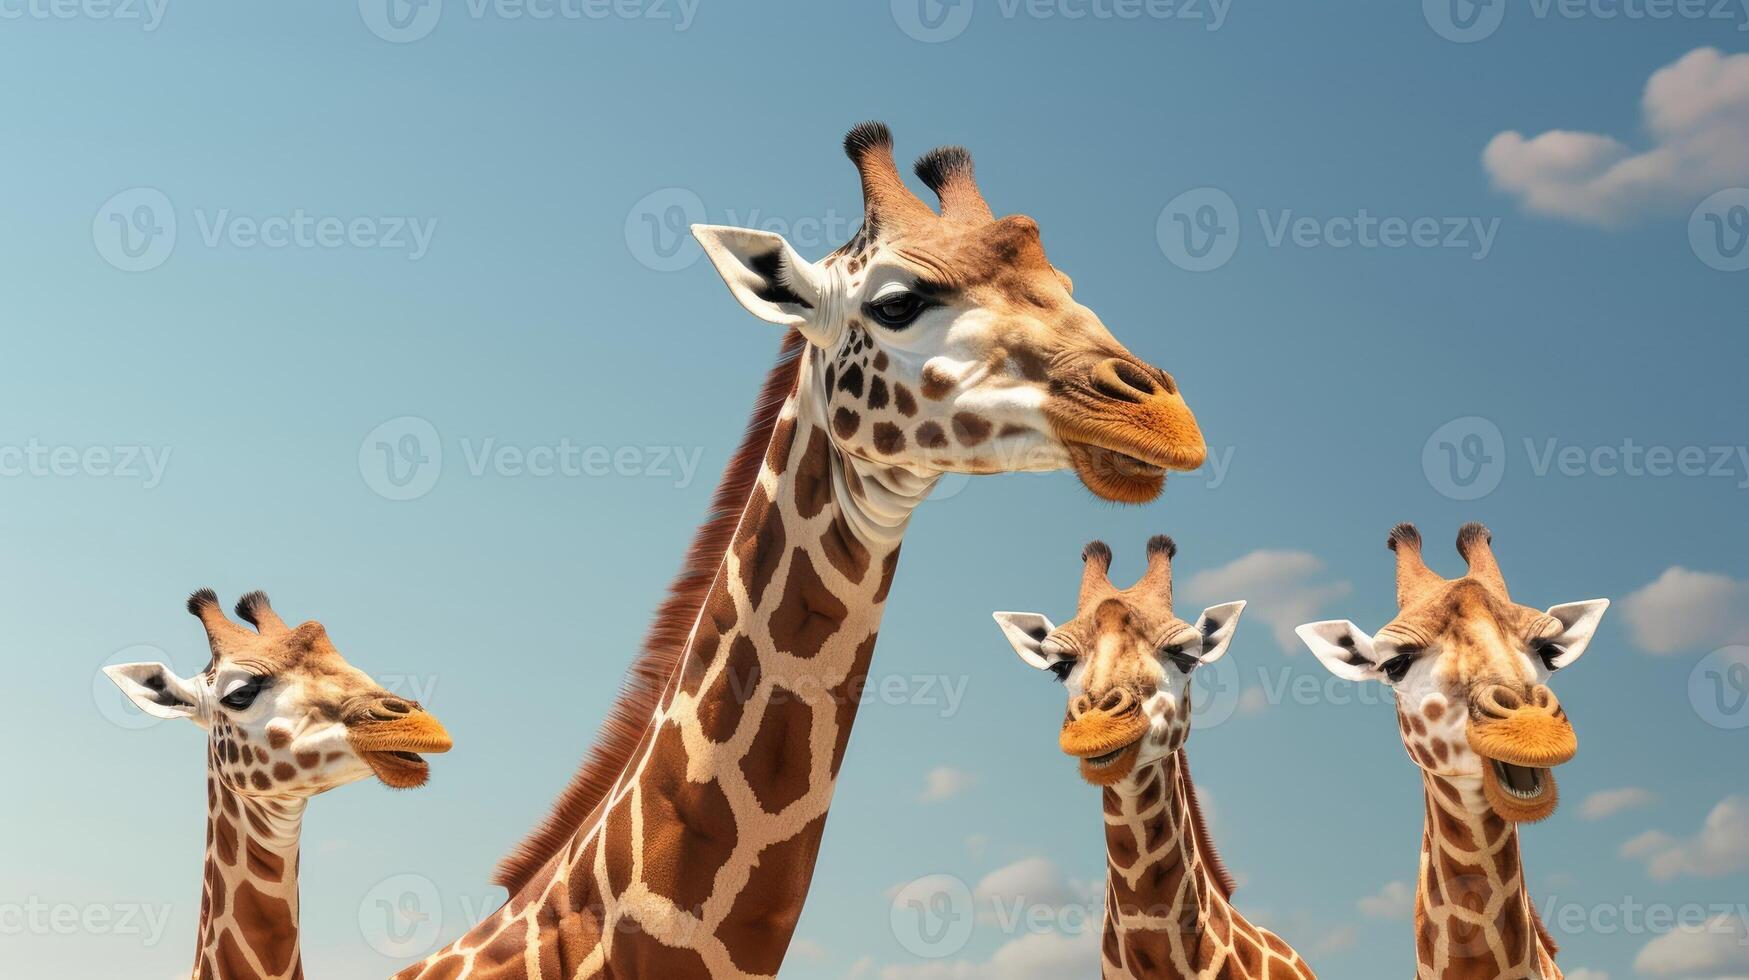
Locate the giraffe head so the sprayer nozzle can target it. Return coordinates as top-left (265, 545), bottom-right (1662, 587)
top-left (1295, 524), bottom-right (1609, 823)
top-left (993, 536), bottom-right (1246, 786)
top-left (105, 590), bottom-right (453, 796)
top-left (692, 122), bottom-right (1207, 504)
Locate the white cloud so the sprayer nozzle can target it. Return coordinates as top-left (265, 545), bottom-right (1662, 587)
top-left (1358, 880), bottom-right (1415, 919)
top-left (1312, 925), bottom-right (1358, 956)
top-left (1182, 550), bottom-right (1352, 652)
top-left (1619, 795), bottom-right (1749, 880)
top-left (920, 766), bottom-right (972, 803)
top-left (1484, 47), bottom-right (1749, 225)
top-left (972, 857), bottom-right (1093, 918)
top-left (788, 938), bottom-right (828, 962)
top-left (1579, 786), bottom-right (1657, 821)
top-left (1621, 567), bottom-right (1749, 654)
top-left (1634, 912), bottom-right (1749, 976)
top-left (1565, 970), bottom-right (1610, 980)
top-left (876, 929), bottom-right (1099, 980)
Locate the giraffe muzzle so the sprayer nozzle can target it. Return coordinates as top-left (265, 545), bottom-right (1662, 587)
top-left (1045, 356), bottom-right (1207, 504)
top-left (346, 697), bottom-right (454, 789)
top-left (1468, 684), bottom-right (1574, 823)
top-left (1060, 689), bottom-right (1149, 785)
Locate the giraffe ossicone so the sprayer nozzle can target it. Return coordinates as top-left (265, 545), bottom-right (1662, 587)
top-left (106, 589), bottom-right (452, 980)
top-left (395, 122), bottom-right (1211, 979)
top-left (994, 535), bottom-right (1317, 979)
top-left (1295, 523), bottom-right (1610, 979)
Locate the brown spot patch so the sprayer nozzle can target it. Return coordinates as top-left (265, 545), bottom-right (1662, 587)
top-left (873, 422), bottom-right (905, 455)
top-left (893, 384), bottom-right (917, 417)
top-left (952, 413), bottom-right (991, 446)
top-left (641, 721), bottom-right (737, 914)
top-left (837, 363), bottom-right (864, 398)
top-left (793, 427), bottom-right (833, 520)
top-left (833, 406), bottom-right (861, 440)
top-left (734, 485), bottom-right (786, 611)
top-left (769, 551), bottom-right (848, 659)
top-left (717, 814), bottom-right (828, 976)
top-left (215, 929), bottom-right (263, 980)
top-left (766, 414), bottom-right (796, 475)
top-left (232, 879), bottom-right (297, 976)
top-left (821, 513), bottom-right (871, 583)
top-left (867, 375), bottom-right (889, 411)
top-left (915, 421), bottom-right (948, 449)
top-left (266, 726), bottom-right (291, 750)
top-left (698, 635), bottom-right (761, 743)
top-left (740, 687), bottom-right (814, 814)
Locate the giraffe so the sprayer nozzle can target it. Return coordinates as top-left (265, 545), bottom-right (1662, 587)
top-left (394, 121), bottom-right (1210, 979)
top-left (105, 589), bottom-right (453, 980)
top-left (993, 535), bottom-right (1316, 979)
top-left (1294, 523), bottom-right (1611, 980)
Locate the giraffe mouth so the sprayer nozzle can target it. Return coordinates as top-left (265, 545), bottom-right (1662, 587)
top-left (1063, 442), bottom-right (1170, 504)
top-left (1480, 757), bottom-right (1560, 822)
top-left (363, 750), bottom-right (433, 789)
top-left (1075, 739), bottom-right (1142, 785)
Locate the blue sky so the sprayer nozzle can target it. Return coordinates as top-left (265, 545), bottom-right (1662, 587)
top-left (3, 2), bottom-right (1748, 977)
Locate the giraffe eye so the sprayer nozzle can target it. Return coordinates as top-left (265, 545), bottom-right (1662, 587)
top-left (1047, 660), bottom-right (1074, 684)
top-left (864, 292), bottom-right (931, 329)
top-left (1164, 646), bottom-right (1201, 674)
top-left (221, 678), bottom-right (268, 711)
top-left (1535, 642), bottom-right (1566, 671)
top-left (1380, 654), bottom-right (1415, 683)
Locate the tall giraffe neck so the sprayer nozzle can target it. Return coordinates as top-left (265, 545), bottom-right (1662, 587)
top-left (1099, 752), bottom-right (1314, 980)
top-left (1416, 773), bottom-right (1560, 979)
top-left (399, 346), bottom-right (933, 979)
top-left (194, 763), bottom-right (306, 980)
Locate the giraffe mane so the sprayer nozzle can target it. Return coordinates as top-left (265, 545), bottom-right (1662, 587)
top-left (490, 329), bottom-right (809, 893)
top-left (1529, 893), bottom-right (1559, 956)
top-left (1178, 751), bottom-right (1237, 900)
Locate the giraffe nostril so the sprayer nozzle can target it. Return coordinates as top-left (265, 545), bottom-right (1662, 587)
top-left (1068, 695), bottom-right (1093, 720)
top-left (378, 698), bottom-right (412, 717)
top-left (1090, 359), bottom-right (1158, 404)
top-left (1476, 685), bottom-right (1525, 720)
top-left (1097, 688), bottom-right (1133, 714)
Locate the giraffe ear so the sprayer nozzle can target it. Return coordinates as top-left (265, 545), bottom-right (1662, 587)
top-left (104, 662), bottom-right (203, 722)
top-left (691, 225), bottom-right (825, 340)
top-left (1294, 620), bottom-right (1383, 682)
top-left (1193, 601), bottom-right (1247, 664)
top-left (992, 611), bottom-right (1060, 671)
top-left (1540, 599), bottom-right (1609, 670)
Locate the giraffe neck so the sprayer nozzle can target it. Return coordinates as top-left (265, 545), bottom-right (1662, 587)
top-left (1415, 773), bottom-right (1560, 980)
top-left (401, 346), bottom-right (932, 979)
top-left (194, 764), bottom-right (306, 980)
top-left (1099, 752), bottom-right (1314, 980)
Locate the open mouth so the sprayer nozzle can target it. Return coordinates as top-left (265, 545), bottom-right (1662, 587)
top-left (1064, 442), bottom-right (1171, 504)
top-left (1479, 756), bottom-right (1560, 822)
top-left (1073, 738), bottom-right (1143, 785)
top-left (363, 749), bottom-right (432, 789)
